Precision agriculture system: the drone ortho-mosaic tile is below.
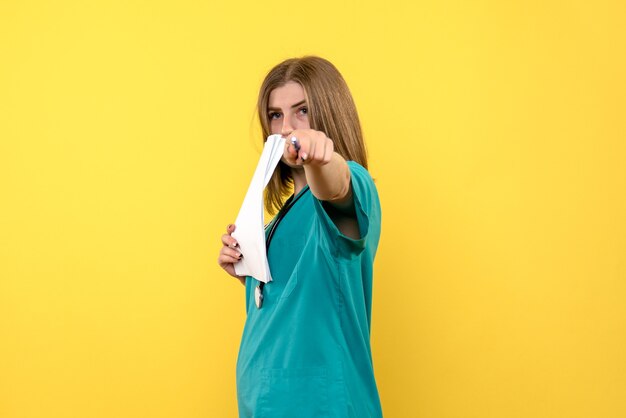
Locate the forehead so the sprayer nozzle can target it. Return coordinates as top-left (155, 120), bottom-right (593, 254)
top-left (268, 81), bottom-right (306, 107)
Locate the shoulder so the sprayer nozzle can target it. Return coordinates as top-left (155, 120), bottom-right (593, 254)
top-left (346, 161), bottom-right (379, 207)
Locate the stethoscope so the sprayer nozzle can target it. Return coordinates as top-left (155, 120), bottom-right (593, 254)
top-left (255, 186), bottom-right (310, 309)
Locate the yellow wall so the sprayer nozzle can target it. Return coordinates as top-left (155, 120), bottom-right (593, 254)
top-left (1, 1), bottom-right (624, 417)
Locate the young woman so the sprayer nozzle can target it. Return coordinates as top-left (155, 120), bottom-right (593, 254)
top-left (218, 56), bottom-right (383, 417)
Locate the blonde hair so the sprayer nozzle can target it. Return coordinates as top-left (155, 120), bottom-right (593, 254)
top-left (258, 56), bottom-right (368, 215)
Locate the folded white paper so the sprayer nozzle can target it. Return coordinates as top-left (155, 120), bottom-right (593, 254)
top-left (232, 134), bottom-right (286, 283)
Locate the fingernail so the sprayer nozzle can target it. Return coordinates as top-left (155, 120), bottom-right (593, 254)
top-left (301, 153), bottom-right (308, 160)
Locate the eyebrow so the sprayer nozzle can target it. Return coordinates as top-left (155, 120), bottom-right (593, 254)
top-left (267, 100), bottom-right (307, 112)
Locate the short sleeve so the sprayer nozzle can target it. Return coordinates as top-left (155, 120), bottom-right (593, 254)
top-left (311, 161), bottom-right (381, 258)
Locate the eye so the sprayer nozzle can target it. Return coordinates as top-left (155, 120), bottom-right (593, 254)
top-left (297, 107), bottom-right (308, 115)
top-left (269, 112), bottom-right (282, 120)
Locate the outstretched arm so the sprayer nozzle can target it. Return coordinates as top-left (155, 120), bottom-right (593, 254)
top-left (284, 129), bottom-right (353, 210)
top-left (284, 129), bottom-right (360, 239)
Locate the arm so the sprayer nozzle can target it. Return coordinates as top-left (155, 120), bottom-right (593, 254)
top-left (305, 152), bottom-right (352, 206)
top-left (286, 129), bottom-right (354, 208)
top-left (286, 130), bottom-right (360, 238)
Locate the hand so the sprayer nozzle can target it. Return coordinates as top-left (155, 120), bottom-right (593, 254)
top-left (283, 129), bottom-right (334, 167)
top-left (217, 224), bottom-right (245, 284)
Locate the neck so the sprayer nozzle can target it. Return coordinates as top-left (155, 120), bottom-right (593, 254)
top-left (292, 168), bottom-right (307, 195)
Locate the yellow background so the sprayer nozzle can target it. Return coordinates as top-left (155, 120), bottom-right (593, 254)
top-left (1, 0), bottom-right (624, 417)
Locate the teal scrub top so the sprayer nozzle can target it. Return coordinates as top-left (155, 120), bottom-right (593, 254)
top-left (236, 161), bottom-right (383, 418)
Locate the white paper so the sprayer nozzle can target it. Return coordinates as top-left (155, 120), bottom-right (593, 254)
top-left (232, 134), bottom-right (286, 283)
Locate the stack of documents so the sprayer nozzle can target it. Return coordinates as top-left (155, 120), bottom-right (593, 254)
top-left (232, 134), bottom-right (286, 283)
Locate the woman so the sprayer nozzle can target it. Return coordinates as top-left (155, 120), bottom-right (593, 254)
top-left (218, 56), bottom-right (383, 417)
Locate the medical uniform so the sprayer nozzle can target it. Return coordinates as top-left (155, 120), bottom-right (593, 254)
top-left (236, 161), bottom-right (383, 417)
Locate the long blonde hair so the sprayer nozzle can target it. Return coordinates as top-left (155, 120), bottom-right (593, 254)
top-left (258, 56), bottom-right (367, 215)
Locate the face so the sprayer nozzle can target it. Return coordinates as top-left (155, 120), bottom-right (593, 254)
top-left (267, 81), bottom-right (310, 137)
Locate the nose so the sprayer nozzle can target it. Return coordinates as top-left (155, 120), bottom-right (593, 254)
top-left (281, 114), bottom-right (294, 137)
